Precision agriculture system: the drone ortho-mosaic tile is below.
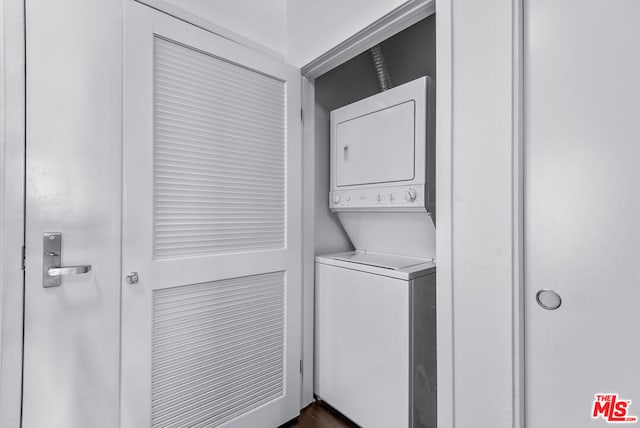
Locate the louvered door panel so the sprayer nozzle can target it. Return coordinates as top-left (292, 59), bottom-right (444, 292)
top-left (153, 37), bottom-right (286, 260)
top-left (152, 272), bottom-right (285, 428)
top-left (122, 4), bottom-right (301, 428)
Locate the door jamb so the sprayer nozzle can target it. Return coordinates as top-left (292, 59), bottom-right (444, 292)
top-left (434, 0), bottom-right (455, 426)
top-left (512, 0), bottom-right (525, 426)
top-left (0, 0), bottom-right (26, 426)
top-left (300, 76), bottom-right (315, 407)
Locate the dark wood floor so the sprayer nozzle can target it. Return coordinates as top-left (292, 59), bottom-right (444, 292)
top-left (281, 401), bottom-right (359, 428)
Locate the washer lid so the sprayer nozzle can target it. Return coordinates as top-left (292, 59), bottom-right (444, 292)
top-left (331, 251), bottom-right (428, 269)
top-left (315, 250), bottom-right (435, 280)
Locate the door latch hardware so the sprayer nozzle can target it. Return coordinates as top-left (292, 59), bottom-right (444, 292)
top-left (43, 232), bottom-right (92, 288)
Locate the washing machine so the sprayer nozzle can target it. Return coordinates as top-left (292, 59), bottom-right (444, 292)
top-left (314, 251), bottom-right (436, 428)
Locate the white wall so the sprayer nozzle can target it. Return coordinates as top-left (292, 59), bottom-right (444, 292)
top-left (163, 0), bottom-right (411, 66)
top-left (287, 0), bottom-right (408, 67)
top-left (162, 0), bottom-right (287, 56)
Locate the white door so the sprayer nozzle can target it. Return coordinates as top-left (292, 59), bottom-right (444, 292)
top-left (525, 1), bottom-right (640, 426)
top-left (120, 3), bottom-right (302, 428)
top-left (22, 0), bottom-right (123, 427)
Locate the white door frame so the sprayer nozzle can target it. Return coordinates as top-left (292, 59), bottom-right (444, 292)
top-left (513, 1), bottom-right (525, 427)
top-left (0, 0), bottom-right (26, 426)
top-left (300, 76), bottom-right (316, 407)
top-left (434, 1), bottom-right (455, 426)
top-left (446, 0), bottom-right (524, 426)
top-left (444, 0), bottom-right (525, 425)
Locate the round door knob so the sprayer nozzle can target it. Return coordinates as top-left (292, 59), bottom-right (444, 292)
top-left (332, 193), bottom-right (341, 204)
top-left (405, 189), bottom-right (417, 202)
top-left (536, 289), bottom-right (562, 310)
top-left (126, 272), bottom-right (139, 285)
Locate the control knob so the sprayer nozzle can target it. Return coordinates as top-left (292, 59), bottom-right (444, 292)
top-left (404, 189), bottom-right (417, 202)
top-left (332, 193), bottom-right (341, 204)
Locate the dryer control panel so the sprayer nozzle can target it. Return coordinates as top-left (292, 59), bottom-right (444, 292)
top-left (329, 185), bottom-right (426, 212)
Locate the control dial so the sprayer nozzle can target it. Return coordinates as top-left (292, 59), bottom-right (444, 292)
top-left (332, 193), bottom-right (341, 204)
top-left (404, 189), bottom-right (417, 202)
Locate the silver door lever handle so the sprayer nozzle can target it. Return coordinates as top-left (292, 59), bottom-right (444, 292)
top-left (43, 232), bottom-right (92, 287)
top-left (47, 265), bottom-right (92, 276)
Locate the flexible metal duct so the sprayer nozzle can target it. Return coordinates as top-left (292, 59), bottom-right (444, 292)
top-left (369, 45), bottom-right (393, 91)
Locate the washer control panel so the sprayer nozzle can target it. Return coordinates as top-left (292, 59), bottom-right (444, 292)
top-left (329, 185), bottom-right (426, 211)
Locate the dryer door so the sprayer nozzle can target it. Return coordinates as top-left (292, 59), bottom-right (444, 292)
top-left (335, 100), bottom-right (416, 187)
top-left (330, 77), bottom-right (429, 190)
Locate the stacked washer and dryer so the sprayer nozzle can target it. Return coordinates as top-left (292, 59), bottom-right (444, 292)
top-left (314, 76), bottom-right (436, 428)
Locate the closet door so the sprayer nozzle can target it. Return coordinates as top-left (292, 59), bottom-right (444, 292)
top-left (525, 0), bottom-right (640, 426)
top-left (121, 3), bottom-right (302, 427)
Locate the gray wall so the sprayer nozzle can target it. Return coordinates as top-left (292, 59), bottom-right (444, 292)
top-left (381, 15), bottom-right (436, 91)
top-left (316, 14), bottom-right (435, 111)
top-left (313, 103), bottom-right (353, 255)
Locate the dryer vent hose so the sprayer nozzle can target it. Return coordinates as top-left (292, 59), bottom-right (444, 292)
top-left (370, 45), bottom-right (393, 91)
